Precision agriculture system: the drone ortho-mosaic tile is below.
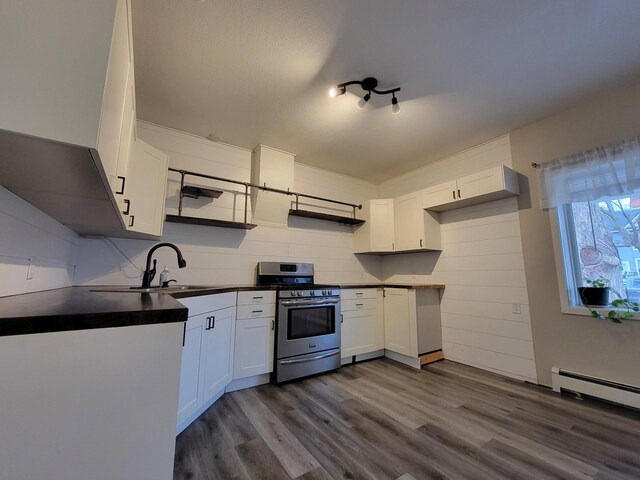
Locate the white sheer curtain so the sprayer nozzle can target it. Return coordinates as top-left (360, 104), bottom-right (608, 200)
top-left (536, 136), bottom-right (640, 209)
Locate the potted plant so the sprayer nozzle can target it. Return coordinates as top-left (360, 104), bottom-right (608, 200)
top-left (577, 278), bottom-right (609, 307)
top-left (578, 277), bottom-right (639, 323)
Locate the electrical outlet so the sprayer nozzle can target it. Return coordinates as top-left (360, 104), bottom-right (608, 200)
top-left (26, 258), bottom-right (35, 280)
top-left (512, 302), bottom-right (521, 314)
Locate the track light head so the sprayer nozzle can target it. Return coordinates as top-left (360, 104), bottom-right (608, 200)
top-left (356, 92), bottom-right (371, 110)
top-left (391, 94), bottom-right (400, 115)
top-left (329, 86), bottom-right (346, 98)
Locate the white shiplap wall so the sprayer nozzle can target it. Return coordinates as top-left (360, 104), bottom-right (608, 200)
top-left (379, 136), bottom-right (537, 383)
top-left (0, 186), bottom-right (77, 296)
top-left (72, 122), bottom-right (382, 286)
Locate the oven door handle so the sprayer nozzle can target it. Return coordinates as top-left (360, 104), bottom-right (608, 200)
top-left (280, 298), bottom-right (340, 307)
top-left (278, 349), bottom-right (340, 365)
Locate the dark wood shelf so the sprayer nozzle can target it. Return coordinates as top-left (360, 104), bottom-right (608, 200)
top-left (288, 209), bottom-right (365, 226)
top-left (181, 185), bottom-right (223, 199)
top-left (165, 214), bottom-right (257, 230)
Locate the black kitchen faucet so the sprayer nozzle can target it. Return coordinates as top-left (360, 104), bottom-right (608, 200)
top-left (141, 243), bottom-right (187, 288)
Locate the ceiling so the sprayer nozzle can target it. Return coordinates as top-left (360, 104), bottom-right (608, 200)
top-left (131, 0), bottom-right (640, 183)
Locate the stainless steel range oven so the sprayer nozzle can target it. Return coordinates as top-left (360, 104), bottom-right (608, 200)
top-left (256, 262), bottom-right (341, 383)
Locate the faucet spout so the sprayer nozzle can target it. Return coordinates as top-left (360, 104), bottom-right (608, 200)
top-left (141, 243), bottom-right (187, 288)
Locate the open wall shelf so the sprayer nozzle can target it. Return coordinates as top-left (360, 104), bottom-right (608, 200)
top-left (165, 215), bottom-right (257, 230)
top-left (181, 185), bottom-right (223, 199)
top-left (288, 209), bottom-right (365, 226)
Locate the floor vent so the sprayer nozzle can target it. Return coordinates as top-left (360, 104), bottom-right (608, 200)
top-left (551, 367), bottom-right (640, 409)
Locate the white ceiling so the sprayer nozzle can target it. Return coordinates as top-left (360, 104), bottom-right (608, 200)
top-left (131, 0), bottom-right (640, 182)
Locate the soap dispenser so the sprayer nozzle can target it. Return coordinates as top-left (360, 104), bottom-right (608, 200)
top-left (159, 266), bottom-right (170, 286)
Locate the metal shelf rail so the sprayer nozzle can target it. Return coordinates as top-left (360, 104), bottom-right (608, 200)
top-left (168, 167), bottom-right (363, 225)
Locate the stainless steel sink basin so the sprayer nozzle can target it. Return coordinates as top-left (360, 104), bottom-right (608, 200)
top-left (90, 285), bottom-right (212, 294)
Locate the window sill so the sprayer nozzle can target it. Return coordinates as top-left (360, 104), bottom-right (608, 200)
top-left (562, 304), bottom-right (640, 321)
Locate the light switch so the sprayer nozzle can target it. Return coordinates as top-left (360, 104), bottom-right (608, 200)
top-left (512, 302), bottom-right (521, 314)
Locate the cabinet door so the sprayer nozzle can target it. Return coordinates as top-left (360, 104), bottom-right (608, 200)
top-left (383, 288), bottom-right (415, 356)
top-left (341, 310), bottom-right (379, 357)
top-left (233, 317), bottom-right (274, 379)
top-left (201, 306), bottom-right (235, 403)
top-left (114, 69), bottom-right (135, 216)
top-left (370, 199), bottom-right (395, 252)
top-left (177, 315), bottom-right (204, 426)
top-left (456, 166), bottom-right (503, 201)
top-left (394, 193), bottom-right (423, 251)
top-left (126, 140), bottom-right (169, 236)
top-left (422, 180), bottom-right (458, 209)
top-left (97, 0), bottom-right (133, 191)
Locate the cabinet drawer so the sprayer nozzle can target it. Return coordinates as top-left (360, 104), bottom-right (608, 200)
top-left (237, 290), bottom-right (276, 306)
top-left (340, 288), bottom-right (379, 300)
top-left (341, 298), bottom-right (377, 312)
top-left (177, 292), bottom-right (237, 317)
top-left (236, 303), bottom-right (276, 320)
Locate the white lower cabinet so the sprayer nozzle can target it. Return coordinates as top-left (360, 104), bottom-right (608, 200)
top-left (202, 307), bottom-right (235, 401)
top-left (233, 290), bottom-right (276, 380)
top-left (382, 287), bottom-right (443, 369)
top-left (383, 288), bottom-right (418, 358)
top-left (233, 317), bottom-right (274, 378)
top-left (340, 289), bottom-right (384, 360)
top-left (176, 292), bottom-right (236, 433)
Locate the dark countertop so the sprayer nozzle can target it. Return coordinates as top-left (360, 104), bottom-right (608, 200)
top-left (0, 283), bottom-right (443, 337)
top-left (0, 287), bottom-right (188, 337)
top-left (339, 284), bottom-right (445, 289)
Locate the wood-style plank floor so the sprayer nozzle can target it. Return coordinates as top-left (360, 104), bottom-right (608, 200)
top-left (174, 359), bottom-right (640, 480)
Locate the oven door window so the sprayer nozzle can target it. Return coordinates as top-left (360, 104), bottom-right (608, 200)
top-left (287, 306), bottom-right (335, 340)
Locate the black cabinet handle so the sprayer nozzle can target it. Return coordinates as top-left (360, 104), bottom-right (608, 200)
top-left (253, 296), bottom-right (263, 299)
top-left (452, 190), bottom-right (456, 199)
top-left (252, 310), bottom-right (263, 313)
top-left (116, 176), bottom-right (126, 195)
top-left (340, 313), bottom-right (344, 323)
top-left (420, 239), bottom-right (423, 248)
top-left (458, 189), bottom-right (461, 198)
top-left (210, 316), bottom-right (215, 330)
top-left (272, 320), bottom-right (275, 331)
top-left (129, 215), bottom-right (135, 227)
top-left (356, 303), bottom-right (364, 307)
top-left (122, 199), bottom-right (130, 215)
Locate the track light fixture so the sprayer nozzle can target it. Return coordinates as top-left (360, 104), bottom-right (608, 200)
top-left (329, 77), bottom-right (401, 114)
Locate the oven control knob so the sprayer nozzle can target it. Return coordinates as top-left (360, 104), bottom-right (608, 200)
top-left (310, 291), bottom-right (315, 296)
top-left (322, 290), bottom-right (327, 295)
top-left (297, 291), bottom-right (302, 296)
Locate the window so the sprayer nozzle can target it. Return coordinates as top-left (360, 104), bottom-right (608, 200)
top-left (556, 194), bottom-right (640, 306)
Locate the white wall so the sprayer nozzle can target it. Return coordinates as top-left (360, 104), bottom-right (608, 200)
top-left (72, 122), bottom-right (382, 286)
top-left (379, 136), bottom-right (537, 383)
top-left (0, 186), bottom-right (77, 296)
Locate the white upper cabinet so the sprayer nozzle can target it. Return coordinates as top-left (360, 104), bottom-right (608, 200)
top-left (422, 180), bottom-right (458, 209)
top-left (422, 165), bottom-right (519, 212)
top-left (122, 140), bottom-right (168, 238)
top-left (0, 0), bottom-right (148, 236)
top-left (354, 199), bottom-right (395, 253)
top-left (251, 145), bottom-right (295, 226)
top-left (0, 0), bottom-right (133, 189)
top-left (354, 197), bottom-right (441, 254)
top-left (394, 192), bottom-right (442, 252)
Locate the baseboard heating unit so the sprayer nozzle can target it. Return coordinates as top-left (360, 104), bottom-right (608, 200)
top-left (551, 367), bottom-right (640, 409)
